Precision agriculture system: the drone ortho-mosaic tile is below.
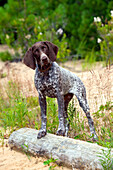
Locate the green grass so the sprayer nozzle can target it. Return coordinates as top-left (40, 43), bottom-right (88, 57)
top-left (97, 144), bottom-right (113, 170)
top-left (0, 81), bottom-right (39, 134)
top-left (92, 101), bottom-right (113, 148)
top-left (43, 156), bottom-right (58, 170)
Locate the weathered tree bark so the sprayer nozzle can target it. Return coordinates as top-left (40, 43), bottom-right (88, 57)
top-left (8, 128), bottom-right (113, 169)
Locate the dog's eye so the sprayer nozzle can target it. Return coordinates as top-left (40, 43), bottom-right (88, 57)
top-left (41, 46), bottom-right (46, 50)
top-left (34, 49), bottom-right (39, 53)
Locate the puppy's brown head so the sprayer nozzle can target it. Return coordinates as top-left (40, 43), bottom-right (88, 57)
top-left (23, 41), bottom-right (58, 70)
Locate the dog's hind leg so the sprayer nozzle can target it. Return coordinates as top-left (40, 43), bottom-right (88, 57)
top-left (74, 89), bottom-right (98, 141)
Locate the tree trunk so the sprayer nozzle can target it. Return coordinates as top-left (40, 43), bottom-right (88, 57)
top-left (8, 128), bottom-right (112, 169)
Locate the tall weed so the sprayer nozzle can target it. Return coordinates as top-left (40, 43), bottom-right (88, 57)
top-left (46, 97), bottom-right (59, 134)
top-left (93, 101), bottom-right (113, 147)
top-left (97, 143), bottom-right (113, 170)
top-left (67, 99), bottom-right (87, 140)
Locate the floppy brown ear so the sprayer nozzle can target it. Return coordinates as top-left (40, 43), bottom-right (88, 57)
top-left (23, 47), bottom-right (36, 70)
top-left (44, 41), bottom-right (58, 61)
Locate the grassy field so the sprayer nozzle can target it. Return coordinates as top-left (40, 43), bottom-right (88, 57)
top-left (0, 60), bottom-right (113, 169)
top-left (0, 60), bottom-right (112, 146)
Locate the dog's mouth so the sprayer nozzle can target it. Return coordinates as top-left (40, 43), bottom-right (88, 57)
top-left (38, 63), bottom-right (52, 72)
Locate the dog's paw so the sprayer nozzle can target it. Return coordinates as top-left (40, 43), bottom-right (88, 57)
top-left (56, 129), bottom-right (65, 136)
top-left (37, 130), bottom-right (47, 139)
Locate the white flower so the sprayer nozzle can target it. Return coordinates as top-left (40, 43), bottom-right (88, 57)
top-left (6, 34), bottom-right (9, 39)
top-left (39, 32), bottom-right (42, 35)
top-left (110, 10), bottom-right (113, 17)
top-left (97, 38), bottom-right (102, 43)
top-left (94, 17), bottom-right (97, 22)
top-left (94, 17), bottom-right (101, 22)
top-left (25, 34), bottom-right (31, 39)
top-left (107, 33), bottom-right (110, 36)
top-left (56, 28), bottom-right (63, 35)
top-left (97, 17), bottom-right (101, 22)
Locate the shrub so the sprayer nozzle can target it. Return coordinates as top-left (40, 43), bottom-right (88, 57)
top-left (94, 11), bottom-right (113, 67)
top-left (0, 1), bottom-right (70, 62)
top-left (0, 51), bottom-right (13, 61)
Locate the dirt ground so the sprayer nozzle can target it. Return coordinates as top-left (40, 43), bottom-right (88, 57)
top-left (0, 144), bottom-right (53, 170)
top-left (0, 142), bottom-right (71, 170)
top-left (0, 138), bottom-right (72, 170)
top-left (0, 49), bottom-right (113, 169)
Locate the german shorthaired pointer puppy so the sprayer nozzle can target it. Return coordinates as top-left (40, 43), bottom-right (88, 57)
top-left (23, 41), bottom-right (98, 140)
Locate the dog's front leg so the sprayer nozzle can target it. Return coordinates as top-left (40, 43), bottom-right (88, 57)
top-left (56, 93), bottom-right (65, 136)
top-left (37, 92), bottom-right (47, 139)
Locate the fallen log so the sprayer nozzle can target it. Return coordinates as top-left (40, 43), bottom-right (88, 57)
top-left (8, 128), bottom-right (112, 169)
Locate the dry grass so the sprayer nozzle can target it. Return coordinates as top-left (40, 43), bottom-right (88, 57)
top-left (0, 60), bottom-right (113, 113)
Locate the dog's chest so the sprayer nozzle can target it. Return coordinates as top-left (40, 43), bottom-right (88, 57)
top-left (34, 67), bottom-right (60, 97)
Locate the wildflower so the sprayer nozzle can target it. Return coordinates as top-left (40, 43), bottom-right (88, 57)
top-left (25, 34), bottom-right (31, 39)
top-left (97, 38), bottom-right (102, 43)
top-left (94, 17), bottom-right (101, 22)
top-left (6, 34), bottom-right (9, 39)
top-left (110, 10), bottom-right (113, 17)
top-left (107, 33), bottom-right (110, 36)
top-left (94, 17), bottom-right (97, 22)
top-left (39, 32), bottom-right (42, 35)
top-left (56, 28), bottom-right (63, 35)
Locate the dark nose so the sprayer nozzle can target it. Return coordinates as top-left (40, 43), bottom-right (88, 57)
top-left (42, 56), bottom-right (47, 62)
